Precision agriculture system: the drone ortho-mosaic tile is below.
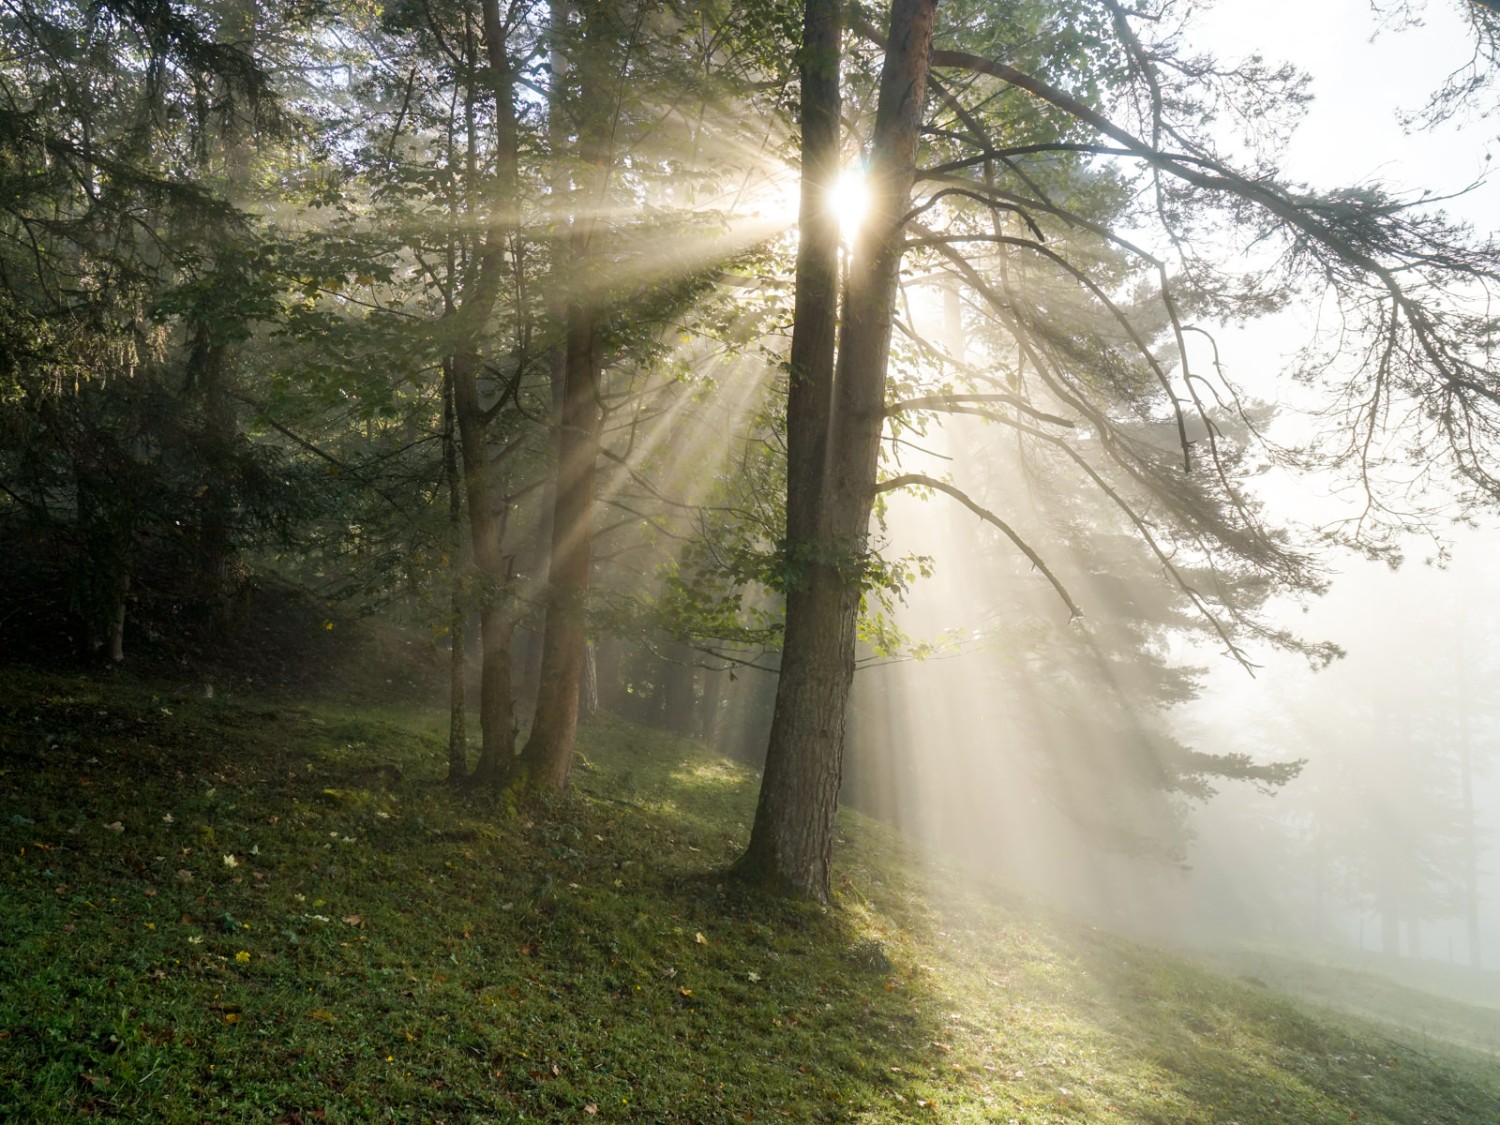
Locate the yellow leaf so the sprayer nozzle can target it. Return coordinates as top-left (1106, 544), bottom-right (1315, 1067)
top-left (694, 932), bottom-right (708, 945)
top-left (223, 1012), bottom-right (241, 1024)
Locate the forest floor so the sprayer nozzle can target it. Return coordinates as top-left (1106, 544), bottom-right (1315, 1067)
top-left (3, 667), bottom-right (1499, 1123)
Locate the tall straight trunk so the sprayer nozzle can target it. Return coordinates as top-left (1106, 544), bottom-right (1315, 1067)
top-left (517, 0), bottom-right (574, 725)
top-left (514, 296), bottom-right (602, 790)
top-left (450, 0), bottom-right (522, 784)
top-left (442, 359), bottom-right (469, 782)
top-left (454, 348), bottom-right (519, 784)
top-left (733, 0), bottom-right (843, 895)
top-left (194, 335), bottom-right (237, 628)
top-left (1460, 718), bottom-right (1482, 969)
top-left (512, 5), bottom-right (610, 793)
top-left (736, 0), bottom-right (938, 901)
top-left (193, 0), bottom-right (257, 634)
top-left (661, 640), bottom-right (697, 735)
top-left (697, 664), bottom-right (725, 742)
top-left (1381, 905), bottom-right (1401, 959)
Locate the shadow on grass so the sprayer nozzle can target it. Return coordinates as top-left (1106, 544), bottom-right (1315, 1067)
top-left (7, 674), bottom-right (1500, 1124)
top-left (0, 675), bottom-right (961, 1123)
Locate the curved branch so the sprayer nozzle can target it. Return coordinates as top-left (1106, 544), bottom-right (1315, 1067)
top-left (909, 225), bottom-right (1194, 467)
top-left (887, 392), bottom-right (1074, 429)
top-left (875, 472), bottom-right (1082, 619)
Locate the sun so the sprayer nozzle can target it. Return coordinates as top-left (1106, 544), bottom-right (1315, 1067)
top-left (829, 168), bottom-right (870, 244)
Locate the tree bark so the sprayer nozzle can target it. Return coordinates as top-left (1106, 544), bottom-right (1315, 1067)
top-left (454, 348), bottom-right (519, 785)
top-left (511, 4), bottom-right (610, 794)
top-left (514, 298), bottom-right (602, 790)
top-left (442, 358), bottom-right (470, 782)
top-left (735, 0), bottom-right (939, 901)
top-left (449, 0), bottom-right (522, 785)
top-left (732, 0), bottom-right (844, 897)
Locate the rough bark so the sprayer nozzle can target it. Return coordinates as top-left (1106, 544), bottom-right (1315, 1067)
top-left (732, 0), bottom-right (844, 897)
top-left (442, 359), bottom-right (470, 782)
top-left (511, 5), bottom-right (609, 794)
top-left (449, 0), bottom-right (522, 785)
top-left (454, 348), bottom-right (520, 784)
top-left (514, 298), bottom-right (603, 791)
top-left (736, 0), bottom-right (938, 901)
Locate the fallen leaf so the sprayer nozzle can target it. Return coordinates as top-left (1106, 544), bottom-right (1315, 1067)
top-left (342, 915), bottom-right (363, 927)
top-left (694, 932), bottom-right (708, 945)
top-left (679, 987), bottom-right (694, 998)
top-left (105, 822), bottom-right (124, 833)
top-left (223, 1012), bottom-right (241, 1024)
top-left (223, 854), bottom-right (238, 869)
top-left (308, 1010), bottom-right (336, 1024)
top-left (585, 1104), bottom-right (599, 1115)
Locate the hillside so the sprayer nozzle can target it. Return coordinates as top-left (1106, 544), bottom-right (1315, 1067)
top-left (2, 669), bottom-right (1498, 1123)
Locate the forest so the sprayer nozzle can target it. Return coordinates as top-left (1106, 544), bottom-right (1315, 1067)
top-left (4, 0), bottom-right (1500, 1120)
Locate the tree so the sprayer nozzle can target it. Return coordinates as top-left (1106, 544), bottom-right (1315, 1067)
top-left (736, 0), bottom-right (1500, 901)
top-left (0, 0), bottom-right (305, 662)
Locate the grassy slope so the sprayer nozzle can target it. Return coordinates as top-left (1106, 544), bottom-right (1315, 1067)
top-left (2, 669), bottom-right (1497, 1124)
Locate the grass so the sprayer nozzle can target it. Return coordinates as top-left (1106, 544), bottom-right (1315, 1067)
top-left (2, 666), bottom-right (1499, 1123)
top-left (1188, 944), bottom-right (1500, 1058)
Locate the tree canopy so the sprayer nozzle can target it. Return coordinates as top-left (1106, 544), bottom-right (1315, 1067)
top-left (2, 0), bottom-right (1497, 902)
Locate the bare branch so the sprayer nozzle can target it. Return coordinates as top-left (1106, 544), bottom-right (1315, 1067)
top-left (875, 472), bottom-right (1082, 619)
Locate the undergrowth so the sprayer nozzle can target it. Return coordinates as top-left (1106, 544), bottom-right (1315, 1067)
top-left (2, 667), bottom-right (1497, 1123)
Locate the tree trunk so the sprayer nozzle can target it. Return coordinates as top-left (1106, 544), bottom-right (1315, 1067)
top-left (449, 0), bottom-right (521, 785)
top-left (106, 571), bottom-right (127, 664)
top-left (442, 358), bottom-right (469, 783)
top-left (579, 640), bottom-right (598, 723)
top-left (514, 301), bottom-right (602, 791)
top-left (193, 0), bottom-right (257, 635)
top-left (697, 665), bottom-right (726, 743)
top-left (735, 0), bottom-right (938, 901)
top-left (661, 640), bottom-right (697, 735)
top-left (454, 350), bottom-right (519, 785)
top-left (512, 6), bottom-right (610, 794)
top-left (732, 0), bottom-right (844, 898)
top-left (1461, 725), bottom-right (1482, 969)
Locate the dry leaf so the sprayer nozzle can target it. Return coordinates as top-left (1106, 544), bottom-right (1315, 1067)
top-left (342, 915), bottom-right (363, 927)
top-left (694, 932), bottom-right (708, 945)
top-left (585, 1104), bottom-right (599, 1115)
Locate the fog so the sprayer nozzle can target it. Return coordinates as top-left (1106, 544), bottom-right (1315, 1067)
top-left (825, 0), bottom-right (1500, 1018)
